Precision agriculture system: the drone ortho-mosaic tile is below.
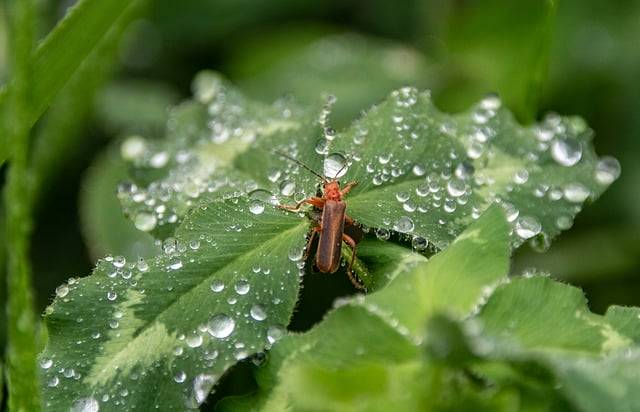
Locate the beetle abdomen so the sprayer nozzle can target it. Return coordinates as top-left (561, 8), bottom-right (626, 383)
top-left (316, 199), bottom-right (346, 273)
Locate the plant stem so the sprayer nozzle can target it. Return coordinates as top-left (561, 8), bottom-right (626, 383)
top-left (3, 0), bottom-right (41, 410)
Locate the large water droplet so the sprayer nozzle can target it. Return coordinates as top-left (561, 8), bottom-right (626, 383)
top-left (324, 153), bottom-right (348, 179)
top-left (134, 213), bottom-right (157, 232)
top-left (174, 371), bottom-right (187, 383)
top-left (279, 180), bottom-right (296, 197)
top-left (234, 280), bottom-right (250, 295)
top-left (447, 178), bottom-right (466, 197)
top-left (394, 216), bottom-right (415, 233)
top-left (249, 199), bottom-right (265, 215)
top-left (210, 280), bottom-right (224, 293)
top-left (515, 216), bottom-right (542, 239)
top-left (55, 285), bottom-right (69, 298)
top-left (250, 305), bottom-right (267, 321)
top-left (207, 314), bottom-right (235, 338)
top-left (594, 156), bottom-right (621, 185)
top-left (563, 183), bottom-right (590, 203)
top-left (120, 135), bottom-right (146, 161)
top-left (193, 374), bottom-right (217, 404)
top-left (71, 397), bottom-right (100, 412)
top-left (186, 334), bottom-right (203, 348)
top-left (267, 325), bottom-right (285, 344)
top-left (551, 138), bottom-right (582, 167)
top-left (288, 246), bottom-right (304, 262)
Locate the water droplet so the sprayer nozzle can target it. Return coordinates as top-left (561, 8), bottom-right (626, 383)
top-left (40, 358), bottom-right (53, 369)
top-left (113, 256), bottom-right (126, 268)
top-left (137, 258), bottom-right (149, 272)
top-left (193, 374), bottom-right (217, 403)
top-left (186, 334), bottom-right (203, 348)
top-left (134, 213), bottom-right (157, 232)
top-left (324, 153), bottom-right (348, 179)
top-left (412, 164), bottom-right (426, 176)
top-left (120, 135), bottom-right (146, 161)
top-left (71, 397), bottom-right (99, 412)
top-left (279, 180), bottom-right (296, 197)
top-left (168, 260), bottom-right (183, 270)
top-left (375, 228), bottom-right (390, 240)
top-left (207, 314), bottom-right (235, 338)
top-left (149, 151), bottom-right (169, 168)
top-left (394, 216), bottom-right (415, 233)
top-left (556, 214), bottom-right (574, 230)
top-left (411, 236), bottom-right (428, 250)
top-left (447, 178), bottom-right (466, 197)
top-left (249, 189), bottom-right (277, 205)
top-left (267, 325), bottom-right (285, 344)
top-left (174, 371), bottom-right (187, 383)
top-left (594, 156), bottom-right (621, 185)
top-left (395, 191), bottom-right (410, 202)
top-left (513, 170), bottom-right (529, 185)
top-left (55, 285), bottom-right (69, 298)
top-left (563, 183), bottom-right (590, 203)
top-left (551, 138), bottom-right (582, 167)
top-left (250, 305), bottom-right (267, 321)
top-left (288, 246), bottom-right (304, 262)
top-left (249, 199), bottom-right (265, 215)
top-left (107, 291), bottom-right (117, 301)
top-left (515, 216), bottom-right (542, 239)
top-left (210, 280), bottom-right (224, 292)
top-left (234, 280), bottom-right (250, 295)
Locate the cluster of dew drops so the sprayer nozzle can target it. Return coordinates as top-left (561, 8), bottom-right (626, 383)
top-left (45, 226), bottom-right (291, 410)
top-left (313, 87), bottom-right (620, 248)
top-left (115, 71), bottom-right (302, 235)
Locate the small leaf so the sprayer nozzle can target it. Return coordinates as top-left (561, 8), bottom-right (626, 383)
top-left (40, 198), bottom-right (306, 410)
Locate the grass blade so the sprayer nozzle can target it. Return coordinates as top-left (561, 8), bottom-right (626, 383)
top-left (2, 0), bottom-right (40, 409)
top-left (0, 0), bottom-right (145, 166)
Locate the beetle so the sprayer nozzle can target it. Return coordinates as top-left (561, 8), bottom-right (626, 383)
top-left (276, 152), bottom-right (363, 289)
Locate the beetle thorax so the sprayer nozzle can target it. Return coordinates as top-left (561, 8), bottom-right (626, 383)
top-left (323, 181), bottom-right (342, 201)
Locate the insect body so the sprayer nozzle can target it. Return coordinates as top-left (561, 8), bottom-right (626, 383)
top-left (276, 153), bottom-right (362, 289)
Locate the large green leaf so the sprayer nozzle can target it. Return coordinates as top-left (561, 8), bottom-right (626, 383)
top-left (39, 198), bottom-right (307, 410)
top-left (220, 207), bottom-right (514, 411)
top-left (329, 89), bottom-right (617, 250)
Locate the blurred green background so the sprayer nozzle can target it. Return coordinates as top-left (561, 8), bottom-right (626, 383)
top-left (1, 0), bottom-right (639, 407)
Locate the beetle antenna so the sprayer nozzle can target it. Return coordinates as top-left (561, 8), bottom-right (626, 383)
top-left (274, 151), bottom-right (327, 183)
top-left (331, 161), bottom-right (349, 182)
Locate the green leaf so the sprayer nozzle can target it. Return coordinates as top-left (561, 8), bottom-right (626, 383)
top-left (229, 31), bottom-right (433, 126)
top-left (226, 207), bottom-right (512, 411)
top-left (117, 71), bottom-right (314, 238)
top-left (329, 88), bottom-right (616, 250)
top-left (39, 198), bottom-right (307, 410)
top-left (363, 206), bottom-right (510, 338)
top-left (424, 0), bottom-right (557, 122)
top-left (0, 0), bottom-right (146, 165)
top-left (80, 147), bottom-right (160, 260)
top-left (604, 306), bottom-right (640, 344)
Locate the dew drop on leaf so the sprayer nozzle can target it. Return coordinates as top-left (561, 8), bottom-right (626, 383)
top-left (55, 285), bottom-right (69, 298)
top-left (186, 334), bottom-right (203, 348)
top-left (267, 325), bottom-right (285, 344)
top-left (234, 280), bottom-right (250, 295)
top-left (551, 138), bottom-right (582, 166)
top-left (207, 314), bottom-right (235, 339)
top-left (248, 199), bottom-right (265, 215)
top-left (250, 305), bottom-right (267, 321)
top-left (134, 213), bottom-right (157, 232)
top-left (563, 182), bottom-right (591, 203)
top-left (594, 156), bottom-right (621, 185)
top-left (193, 374), bottom-right (217, 404)
top-left (40, 358), bottom-right (53, 369)
top-left (394, 216), bottom-right (415, 233)
top-left (71, 397), bottom-right (99, 412)
top-left (515, 216), bottom-right (542, 239)
top-left (324, 153), bottom-right (348, 179)
top-left (174, 371), bottom-right (186, 383)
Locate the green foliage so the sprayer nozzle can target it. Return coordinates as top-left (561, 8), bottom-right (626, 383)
top-left (39, 73), bottom-right (619, 409)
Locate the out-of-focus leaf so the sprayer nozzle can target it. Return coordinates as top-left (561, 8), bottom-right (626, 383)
top-left (94, 80), bottom-right (180, 136)
top-left (80, 147), bottom-right (160, 260)
top-left (0, 0), bottom-right (147, 165)
top-left (229, 31), bottom-right (433, 126)
top-left (423, 0), bottom-right (556, 122)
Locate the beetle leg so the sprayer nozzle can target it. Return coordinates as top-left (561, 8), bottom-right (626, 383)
top-left (344, 214), bottom-right (354, 226)
top-left (278, 197), bottom-right (325, 212)
top-left (342, 233), bottom-right (363, 290)
top-left (340, 181), bottom-right (358, 197)
top-left (304, 226), bottom-right (321, 260)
